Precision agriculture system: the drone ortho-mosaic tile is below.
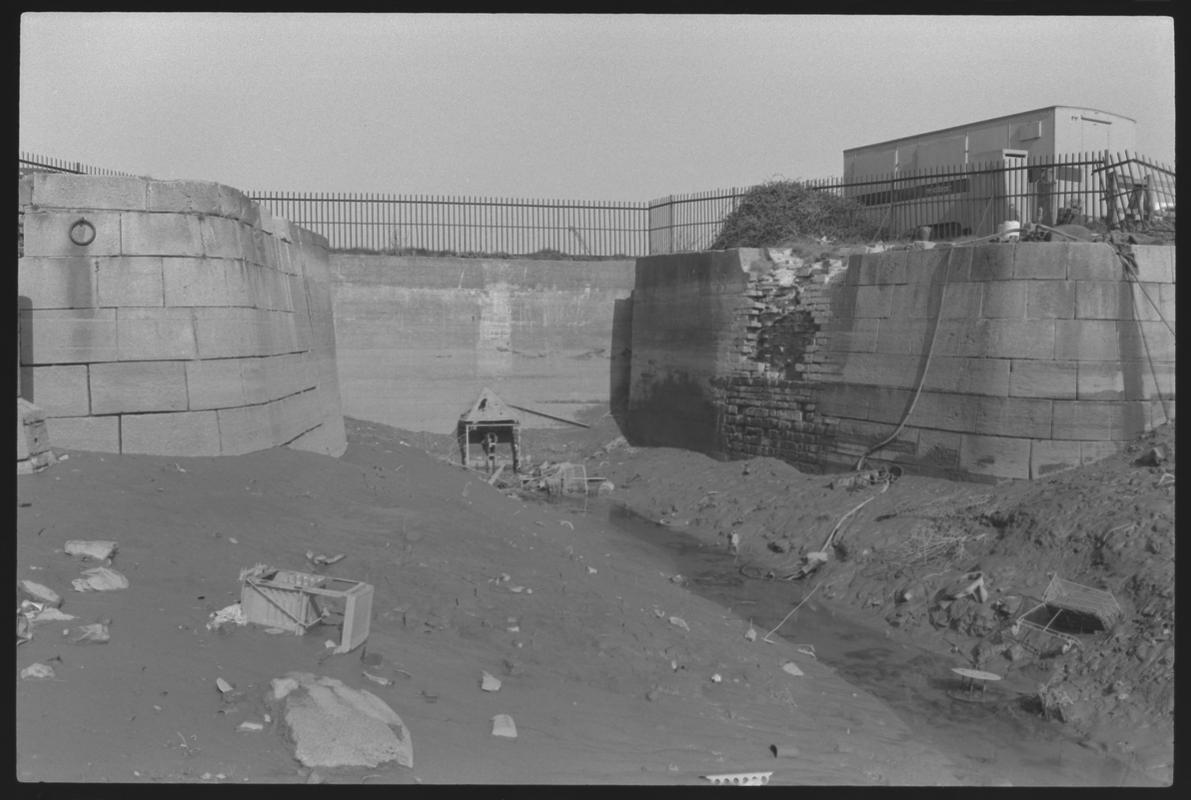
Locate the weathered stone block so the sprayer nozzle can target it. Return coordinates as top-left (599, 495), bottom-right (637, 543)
top-left (933, 318), bottom-right (1054, 360)
top-left (1011, 242), bottom-right (1068, 280)
top-left (120, 212), bottom-right (205, 257)
top-left (1131, 360), bottom-right (1176, 401)
top-left (46, 415), bottom-right (120, 453)
top-left (1053, 320), bottom-right (1118, 361)
top-left (1129, 282), bottom-right (1170, 322)
top-left (22, 210), bottom-right (123, 257)
top-left (1026, 281), bottom-right (1074, 319)
top-left (19, 175), bottom-right (33, 207)
top-left (938, 282), bottom-right (984, 319)
top-left (1080, 439), bottom-right (1123, 466)
top-left (966, 244), bottom-right (1016, 281)
top-left (1131, 246), bottom-right (1173, 284)
top-left (96, 256), bottom-right (164, 307)
top-left (1030, 440), bottom-right (1082, 479)
top-left (862, 385), bottom-right (914, 425)
top-left (200, 215), bottom-right (247, 260)
top-left (216, 403), bottom-right (274, 455)
top-left (923, 356), bottom-right (1011, 396)
top-left (27, 365), bottom-right (90, 416)
top-left (1009, 359), bottom-right (1077, 399)
top-left (912, 391), bottom-right (979, 433)
top-left (146, 180), bottom-right (225, 215)
top-left (1077, 362), bottom-right (1126, 400)
top-left (873, 319), bottom-right (931, 355)
top-left (18, 256), bottom-right (97, 308)
top-left (1052, 400), bottom-right (1148, 441)
top-left (116, 308), bottom-right (197, 360)
top-left (980, 282), bottom-right (1026, 319)
top-left (916, 428), bottom-right (963, 469)
top-left (838, 353), bottom-right (915, 389)
top-left (33, 173), bottom-right (147, 211)
top-left (194, 308), bottom-right (265, 358)
top-left (1116, 321), bottom-right (1175, 362)
top-left (121, 410), bottom-right (221, 456)
top-left (215, 184), bottom-right (259, 226)
top-left (20, 308), bottom-right (118, 365)
top-left (971, 395), bottom-right (1053, 438)
top-left (853, 284), bottom-right (894, 318)
top-left (959, 433), bottom-right (1031, 479)
top-left (1075, 280), bottom-right (1132, 320)
top-left (90, 361), bottom-right (188, 414)
top-left (856, 250), bottom-right (908, 285)
top-left (163, 258), bottom-right (233, 306)
top-left (185, 358), bottom-right (247, 410)
top-left (1066, 243), bottom-right (1122, 281)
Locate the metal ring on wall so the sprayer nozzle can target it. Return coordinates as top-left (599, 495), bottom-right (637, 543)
top-left (69, 218), bottom-right (96, 247)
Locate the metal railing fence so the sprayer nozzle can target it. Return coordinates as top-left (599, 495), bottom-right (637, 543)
top-left (19, 150), bottom-right (1174, 255)
top-left (245, 191), bottom-right (649, 256)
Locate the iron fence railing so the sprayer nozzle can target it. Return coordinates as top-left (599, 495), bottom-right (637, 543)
top-left (19, 150), bottom-right (1174, 256)
top-left (18, 151), bottom-right (138, 178)
top-left (646, 151), bottom-right (1176, 249)
top-left (244, 191), bottom-right (649, 256)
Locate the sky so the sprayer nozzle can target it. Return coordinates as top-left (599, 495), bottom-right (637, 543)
top-left (19, 13), bottom-right (1176, 202)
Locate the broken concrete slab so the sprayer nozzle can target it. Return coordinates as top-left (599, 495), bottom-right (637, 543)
top-left (71, 566), bottom-right (130, 592)
top-left (271, 672), bottom-right (412, 769)
top-left (64, 540), bottom-right (119, 561)
top-left (19, 580), bottom-right (63, 607)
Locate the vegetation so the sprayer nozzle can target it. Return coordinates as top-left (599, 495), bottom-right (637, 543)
top-left (710, 180), bottom-right (883, 250)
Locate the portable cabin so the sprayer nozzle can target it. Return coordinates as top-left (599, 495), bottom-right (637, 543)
top-left (841, 106), bottom-right (1138, 237)
top-left (457, 387), bottom-right (522, 473)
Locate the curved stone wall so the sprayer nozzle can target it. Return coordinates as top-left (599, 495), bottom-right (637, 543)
top-left (627, 243), bottom-right (1176, 481)
top-left (17, 173), bottom-right (346, 457)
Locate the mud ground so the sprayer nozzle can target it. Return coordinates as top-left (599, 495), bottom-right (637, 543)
top-left (15, 411), bottom-right (1174, 786)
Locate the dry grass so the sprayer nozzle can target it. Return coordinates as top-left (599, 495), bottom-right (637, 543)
top-left (888, 522), bottom-right (988, 570)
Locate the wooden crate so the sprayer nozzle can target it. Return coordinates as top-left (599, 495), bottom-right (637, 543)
top-left (241, 568), bottom-right (373, 653)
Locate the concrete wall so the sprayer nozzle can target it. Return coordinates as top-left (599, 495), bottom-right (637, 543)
top-left (18, 173), bottom-right (346, 457)
top-left (627, 243), bottom-right (1176, 481)
top-left (329, 255), bottom-right (636, 433)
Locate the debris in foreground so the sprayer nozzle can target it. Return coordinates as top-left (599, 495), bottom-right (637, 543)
top-left (64, 540), bottom-right (118, 561)
top-left (271, 671), bottom-right (412, 769)
top-left (71, 567), bottom-right (129, 592)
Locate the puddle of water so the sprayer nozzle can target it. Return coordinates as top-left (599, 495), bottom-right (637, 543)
top-left (598, 501), bottom-right (1156, 787)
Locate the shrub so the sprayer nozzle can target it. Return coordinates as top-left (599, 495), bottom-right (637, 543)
top-left (711, 180), bottom-right (882, 249)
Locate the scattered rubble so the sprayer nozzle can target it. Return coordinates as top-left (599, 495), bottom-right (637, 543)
top-left (490, 714), bottom-right (517, 739)
top-left (64, 540), bottom-right (118, 561)
top-left (270, 672), bottom-right (413, 769)
top-left (71, 567), bottom-right (129, 592)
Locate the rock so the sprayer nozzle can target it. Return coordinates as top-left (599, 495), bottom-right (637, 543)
top-left (668, 616), bottom-right (690, 632)
top-left (70, 622), bottom-right (110, 644)
top-left (30, 607), bottom-right (76, 624)
top-left (19, 580), bottom-right (62, 608)
top-left (781, 661), bottom-right (804, 677)
top-left (745, 626), bottom-right (757, 642)
top-left (237, 721), bottom-right (264, 732)
top-left (480, 671), bottom-right (502, 692)
top-left (64, 540), bottom-right (118, 561)
top-left (216, 677), bottom-right (235, 694)
top-left (491, 714), bottom-right (517, 739)
top-left (206, 603), bottom-right (247, 631)
top-left (21, 662), bottom-right (56, 680)
top-left (71, 567), bottom-right (129, 592)
top-left (274, 672), bottom-right (412, 769)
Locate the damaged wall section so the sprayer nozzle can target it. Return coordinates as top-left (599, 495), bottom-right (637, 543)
top-left (628, 243), bottom-right (1175, 481)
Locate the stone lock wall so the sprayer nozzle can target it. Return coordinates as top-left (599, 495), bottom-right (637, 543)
top-left (17, 173), bottom-right (346, 457)
top-left (330, 254), bottom-right (635, 433)
top-left (628, 244), bottom-right (1176, 481)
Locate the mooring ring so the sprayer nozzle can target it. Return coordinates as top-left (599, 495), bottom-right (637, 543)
top-left (69, 218), bottom-right (96, 247)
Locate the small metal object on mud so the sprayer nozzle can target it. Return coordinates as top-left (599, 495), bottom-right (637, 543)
top-left (701, 771), bottom-right (773, 786)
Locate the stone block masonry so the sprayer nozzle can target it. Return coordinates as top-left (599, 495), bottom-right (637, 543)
top-left (17, 173), bottom-right (345, 458)
top-left (626, 242), bottom-right (1175, 482)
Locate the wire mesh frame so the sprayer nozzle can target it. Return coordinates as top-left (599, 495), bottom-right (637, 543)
top-left (1040, 574), bottom-right (1122, 628)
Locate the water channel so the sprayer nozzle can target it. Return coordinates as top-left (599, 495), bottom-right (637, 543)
top-left (596, 501), bottom-right (1156, 787)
